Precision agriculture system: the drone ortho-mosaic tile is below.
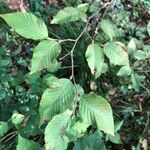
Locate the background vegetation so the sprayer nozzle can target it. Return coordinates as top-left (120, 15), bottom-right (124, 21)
top-left (0, 0), bottom-right (150, 150)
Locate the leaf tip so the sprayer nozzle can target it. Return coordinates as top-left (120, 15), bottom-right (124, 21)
top-left (51, 19), bottom-right (56, 24)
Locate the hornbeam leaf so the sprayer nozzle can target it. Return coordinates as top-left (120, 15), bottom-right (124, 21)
top-left (17, 135), bottom-right (41, 150)
top-left (117, 65), bottom-right (132, 76)
top-left (11, 111), bottom-right (25, 125)
top-left (133, 50), bottom-right (149, 60)
top-left (0, 122), bottom-right (9, 137)
top-left (0, 12), bottom-right (48, 40)
top-left (106, 132), bottom-right (121, 144)
top-left (39, 78), bottom-right (74, 126)
top-left (73, 131), bottom-right (106, 150)
top-left (103, 42), bottom-right (129, 66)
top-left (77, 3), bottom-right (89, 13)
top-left (100, 19), bottom-right (119, 40)
top-left (30, 40), bottom-right (61, 74)
top-left (79, 93), bottom-right (114, 135)
top-left (66, 120), bottom-right (89, 141)
top-left (45, 110), bottom-right (72, 150)
top-left (51, 4), bottom-right (88, 24)
top-left (86, 43), bottom-right (104, 78)
top-left (51, 7), bottom-right (80, 24)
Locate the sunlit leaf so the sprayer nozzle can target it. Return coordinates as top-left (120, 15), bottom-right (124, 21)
top-left (79, 93), bottom-right (114, 135)
top-left (0, 12), bottom-right (48, 40)
top-left (17, 135), bottom-right (41, 150)
top-left (103, 42), bottom-right (129, 66)
top-left (86, 43), bottom-right (104, 78)
top-left (45, 110), bottom-right (72, 150)
top-left (39, 78), bottom-right (74, 126)
top-left (30, 40), bottom-right (61, 74)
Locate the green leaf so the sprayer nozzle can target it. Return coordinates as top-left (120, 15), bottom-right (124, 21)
top-left (75, 84), bottom-right (84, 96)
top-left (47, 61), bottom-right (61, 73)
top-left (51, 7), bottom-right (80, 24)
top-left (73, 131), bottom-right (106, 150)
top-left (0, 121), bottom-right (9, 137)
top-left (106, 121), bottom-right (123, 144)
top-left (106, 132), bottom-right (121, 144)
top-left (0, 12), bottom-right (48, 40)
top-left (11, 111), bottom-right (25, 125)
top-left (89, 1), bottom-right (101, 13)
top-left (51, 4), bottom-right (88, 24)
top-left (103, 42), bottom-right (129, 66)
top-left (30, 40), bottom-right (61, 74)
top-left (79, 93), bottom-right (114, 135)
top-left (45, 110), bottom-right (72, 150)
top-left (115, 121), bottom-right (123, 132)
top-left (100, 20), bottom-right (119, 40)
top-left (117, 65), bottom-right (132, 76)
top-left (44, 75), bottom-right (58, 87)
top-left (133, 50), bottom-right (149, 60)
top-left (86, 43), bottom-right (104, 78)
top-left (101, 63), bottom-right (108, 73)
top-left (77, 3), bottom-right (89, 13)
top-left (127, 38), bottom-right (136, 54)
top-left (144, 45), bottom-right (150, 55)
top-left (66, 120), bottom-right (89, 141)
top-left (17, 135), bottom-right (41, 150)
top-left (39, 78), bottom-right (74, 126)
top-left (131, 73), bottom-right (145, 92)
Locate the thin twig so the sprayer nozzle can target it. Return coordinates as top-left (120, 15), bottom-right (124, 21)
top-left (142, 113), bottom-right (150, 135)
top-left (59, 39), bottom-right (76, 43)
top-left (69, 2), bottom-right (113, 115)
top-left (3, 133), bottom-right (17, 144)
top-left (70, 1), bottom-right (113, 83)
top-left (93, 0), bottom-right (114, 38)
top-left (60, 65), bottom-right (78, 69)
top-left (59, 1), bottom-right (112, 61)
top-left (0, 131), bottom-right (17, 143)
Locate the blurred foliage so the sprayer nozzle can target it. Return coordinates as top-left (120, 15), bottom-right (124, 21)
top-left (0, 0), bottom-right (150, 149)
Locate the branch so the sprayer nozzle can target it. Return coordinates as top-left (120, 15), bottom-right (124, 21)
top-left (69, 2), bottom-right (113, 115)
top-left (59, 1), bottom-right (113, 61)
top-left (70, 1), bottom-right (113, 82)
